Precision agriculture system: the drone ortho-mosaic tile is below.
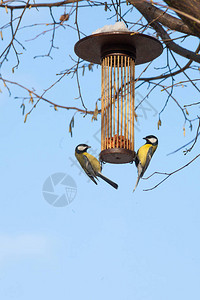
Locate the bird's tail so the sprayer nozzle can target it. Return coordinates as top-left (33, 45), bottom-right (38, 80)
top-left (97, 172), bottom-right (118, 189)
top-left (133, 175), bottom-right (141, 193)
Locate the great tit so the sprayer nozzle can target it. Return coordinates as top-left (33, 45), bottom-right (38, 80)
top-left (75, 144), bottom-right (118, 189)
top-left (133, 135), bottom-right (158, 192)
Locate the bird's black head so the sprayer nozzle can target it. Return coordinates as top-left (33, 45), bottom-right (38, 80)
top-left (75, 144), bottom-right (91, 154)
top-left (143, 135), bottom-right (158, 146)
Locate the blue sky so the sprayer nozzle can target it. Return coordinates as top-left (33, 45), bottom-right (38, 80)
top-left (0, 2), bottom-right (200, 300)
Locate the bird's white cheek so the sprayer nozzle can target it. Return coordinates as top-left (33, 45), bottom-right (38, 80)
top-left (148, 137), bottom-right (157, 144)
top-left (77, 145), bottom-right (87, 152)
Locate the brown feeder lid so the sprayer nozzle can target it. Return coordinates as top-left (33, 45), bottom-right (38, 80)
top-left (100, 148), bottom-right (136, 164)
top-left (74, 31), bottom-right (163, 65)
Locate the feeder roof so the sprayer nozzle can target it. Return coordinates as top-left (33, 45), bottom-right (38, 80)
top-left (74, 31), bottom-right (163, 65)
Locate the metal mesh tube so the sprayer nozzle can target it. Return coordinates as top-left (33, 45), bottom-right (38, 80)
top-left (101, 54), bottom-right (135, 153)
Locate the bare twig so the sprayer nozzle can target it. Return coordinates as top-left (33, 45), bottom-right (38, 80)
top-left (0, 0), bottom-right (81, 9)
top-left (161, 79), bottom-right (200, 91)
top-left (0, 77), bottom-right (97, 116)
top-left (184, 101), bottom-right (200, 108)
top-left (183, 118), bottom-right (200, 154)
top-left (170, 50), bottom-right (200, 94)
top-left (143, 153), bottom-right (200, 191)
top-left (138, 43), bottom-right (200, 81)
top-left (0, 0), bottom-right (30, 64)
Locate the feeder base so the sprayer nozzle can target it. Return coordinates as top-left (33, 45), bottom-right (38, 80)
top-left (100, 148), bottom-right (136, 164)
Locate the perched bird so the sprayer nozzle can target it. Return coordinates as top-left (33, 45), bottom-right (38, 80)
top-left (133, 135), bottom-right (158, 192)
top-left (75, 144), bottom-right (118, 189)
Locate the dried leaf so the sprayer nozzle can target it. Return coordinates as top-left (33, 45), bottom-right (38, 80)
top-left (29, 5), bottom-right (32, 9)
top-left (69, 123), bottom-right (72, 136)
top-left (12, 67), bottom-right (15, 73)
top-left (29, 92), bottom-right (33, 104)
top-left (3, 81), bottom-right (6, 87)
top-left (60, 13), bottom-right (69, 23)
top-left (157, 118), bottom-right (161, 130)
top-left (183, 127), bottom-right (186, 137)
top-left (24, 113), bottom-right (28, 123)
top-left (104, 2), bottom-right (108, 11)
top-left (71, 116), bottom-right (74, 127)
top-left (69, 116), bottom-right (74, 137)
top-left (92, 102), bottom-right (98, 121)
top-left (5, 5), bottom-right (8, 13)
top-left (54, 105), bottom-right (58, 111)
top-left (88, 63), bottom-right (93, 71)
top-left (0, 89), bottom-right (2, 93)
top-left (82, 65), bottom-right (85, 76)
top-left (0, 31), bottom-right (3, 40)
top-left (134, 112), bottom-right (138, 122)
top-left (20, 103), bottom-right (25, 115)
top-left (185, 108), bottom-right (189, 115)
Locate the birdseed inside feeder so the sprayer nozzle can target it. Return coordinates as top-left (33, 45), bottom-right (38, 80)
top-left (74, 24), bottom-right (163, 164)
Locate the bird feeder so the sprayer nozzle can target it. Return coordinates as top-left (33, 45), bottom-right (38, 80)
top-left (74, 30), bottom-right (162, 164)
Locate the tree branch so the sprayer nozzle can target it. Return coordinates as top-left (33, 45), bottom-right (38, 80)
top-left (151, 23), bottom-right (200, 63)
top-left (183, 118), bottom-right (200, 155)
top-left (138, 43), bottom-right (200, 81)
top-left (0, 77), bottom-right (98, 116)
top-left (163, 0), bottom-right (200, 37)
top-left (131, 1), bottom-right (200, 63)
top-left (129, 0), bottom-right (196, 36)
top-left (0, 0), bottom-right (80, 9)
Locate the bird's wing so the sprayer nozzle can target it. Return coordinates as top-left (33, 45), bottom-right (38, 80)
top-left (140, 146), bottom-right (154, 177)
top-left (83, 154), bottom-right (98, 185)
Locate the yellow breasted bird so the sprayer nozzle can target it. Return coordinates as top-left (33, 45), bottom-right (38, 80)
top-left (75, 144), bottom-right (118, 189)
top-left (133, 135), bottom-right (158, 192)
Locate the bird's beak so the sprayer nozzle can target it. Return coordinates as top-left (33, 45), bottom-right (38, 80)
top-left (87, 146), bottom-right (91, 149)
top-left (143, 137), bottom-right (147, 140)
